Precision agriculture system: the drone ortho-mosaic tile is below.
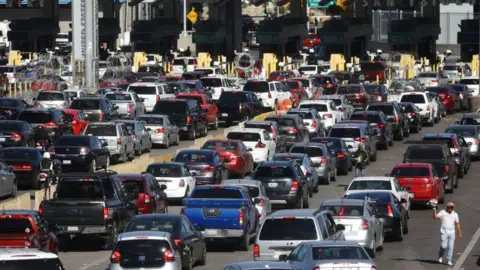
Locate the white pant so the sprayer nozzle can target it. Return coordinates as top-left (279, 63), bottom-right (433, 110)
top-left (439, 228), bottom-right (456, 262)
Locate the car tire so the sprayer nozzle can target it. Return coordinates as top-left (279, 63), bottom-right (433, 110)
top-left (212, 117), bottom-right (219, 130)
top-left (201, 124), bottom-right (208, 137)
top-left (182, 252), bottom-right (193, 270)
top-left (394, 128), bottom-right (403, 141)
top-left (32, 174), bottom-right (41, 190)
top-left (368, 238), bottom-right (376, 258)
top-left (331, 168), bottom-right (337, 181)
top-left (10, 179), bottom-right (17, 198)
top-left (457, 166), bottom-right (464, 179)
top-left (127, 149), bottom-right (135, 161)
top-left (198, 243), bottom-right (207, 266)
top-left (396, 221), bottom-right (404, 242)
top-left (106, 221), bottom-right (118, 248)
top-left (403, 218), bottom-right (409, 234)
top-left (370, 151), bottom-right (377, 161)
top-left (238, 230), bottom-right (250, 251)
top-left (163, 136), bottom-right (170, 149)
top-left (188, 125), bottom-right (196, 140)
top-left (303, 193), bottom-right (310, 208)
top-left (89, 159), bottom-right (96, 172)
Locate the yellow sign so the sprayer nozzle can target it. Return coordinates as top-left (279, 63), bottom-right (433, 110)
top-left (187, 10), bottom-right (198, 23)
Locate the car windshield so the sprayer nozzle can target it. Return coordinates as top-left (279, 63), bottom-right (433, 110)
top-left (85, 124), bottom-right (117, 136)
top-left (126, 219), bottom-right (179, 233)
top-left (290, 146), bottom-right (324, 157)
top-left (18, 111), bottom-right (53, 123)
top-left (219, 92), bottom-right (247, 103)
top-left (329, 128), bottom-right (361, 138)
top-left (174, 152), bottom-right (213, 163)
top-left (273, 155), bottom-right (303, 166)
top-left (443, 66), bottom-right (458, 71)
top-left (319, 205), bottom-right (364, 216)
top-left (105, 93), bottom-right (132, 101)
top-left (299, 104), bottom-right (328, 112)
top-left (0, 149), bottom-right (38, 161)
top-left (191, 188), bottom-right (243, 199)
top-left (406, 147), bottom-right (445, 159)
top-left (255, 166), bottom-right (295, 178)
top-left (423, 137), bottom-right (454, 148)
top-left (363, 85), bottom-right (382, 94)
top-left (337, 86), bottom-right (361, 94)
top-left (445, 127), bottom-right (476, 137)
top-left (391, 167), bottom-right (430, 177)
top-left (367, 105), bottom-right (393, 115)
top-left (54, 136), bottom-right (90, 146)
top-left (0, 258), bottom-right (65, 270)
top-left (227, 132), bottom-right (260, 142)
top-left (138, 116), bottom-right (164, 125)
top-left (202, 141), bottom-right (238, 151)
top-left (70, 99), bottom-right (100, 110)
top-left (153, 101), bottom-right (187, 115)
top-left (0, 99), bottom-right (19, 107)
top-left (147, 164), bottom-right (184, 177)
top-left (418, 72), bottom-right (437, 78)
top-left (128, 86), bottom-right (156, 95)
top-left (200, 78), bottom-right (222, 87)
top-left (265, 117), bottom-right (296, 127)
top-left (346, 192), bottom-right (390, 203)
top-left (122, 180), bottom-right (144, 194)
top-left (259, 218), bottom-right (317, 240)
top-left (350, 114), bottom-right (381, 123)
top-left (243, 81), bottom-right (269, 93)
top-left (348, 180), bottom-right (392, 190)
top-left (311, 246), bottom-right (370, 260)
top-left (114, 240), bottom-right (170, 268)
top-left (37, 92), bottom-right (64, 101)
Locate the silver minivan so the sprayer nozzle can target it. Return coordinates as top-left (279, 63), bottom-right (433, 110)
top-left (33, 91), bottom-right (67, 109)
top-left (253, 209), bottom-right (345, 261)
top-left (83, 122), bottom-right (135, 162)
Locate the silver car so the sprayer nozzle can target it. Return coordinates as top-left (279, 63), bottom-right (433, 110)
top-left (272, 153), bottom-right (320, 194)
top-left (416, 71), bottom-right (449, 87)
top-left (224, 261), bottom-right (295, 270)
top-left (32, 91), bottom-right (67, 109)
top-left (108, 231), bottom-right (182, 270)
top-left (445, 124), bottom-right (480, 160)
top-left (280, 240), bottom-right (377, 270)
top-left (287, 108), bottom-right (326, 137)
top-left (289, 143), bottom-right (336, 185)
top-left (83, 122), bottom-right (135, 162)
top-left (114, 120), bottom-right (152, 155)
top-left (319, 199), bottom-right (384, 257)
top-left (105, 91), bottom-right (146, 119)
top-left (316, 94), bottom-right (354, 121)
top-left (138, 114), bottom-right (180, 148)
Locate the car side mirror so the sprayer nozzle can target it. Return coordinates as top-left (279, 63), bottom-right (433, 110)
top-left (171, 158), bottom-right (174, 161)
top-left (335, 224), bottom-right (346, 231)
top-left (258, 98), bottom-right (262, 101)
top-left (404, 186), bottom-right (411, 191)
top-left (102, 142), bottom-right (108, 147)
top-left (247, 148), bottom-right (253, 151)
top-left (146, 128), bottom-right (152, 132)
top-left (372, 130), bottom-right (378, 136)
top-left (453, 152), bottom-right (459, 157)
top-left (418, 108), bottom-right (423, 112)
top-left (468, 142), bottom-right (473, 146)
top-left (141, 171), bottom-right (146, 174)
top-left (8, 167), bottom-right (13, 173)
top-left (400, 198), bottom-right (407, 204)
top-left (32, 97), bottom-right (36, 101)
top-left (191, 171), bottom-right (197, 176)
top-left (344, 186), bottom-right (348, 191)
top-left (114, 105), bottom-right (119, 110)
top-left (279, 254), bottom-right (288, 261)
top-left (160, 184), bottom-right (167, 191)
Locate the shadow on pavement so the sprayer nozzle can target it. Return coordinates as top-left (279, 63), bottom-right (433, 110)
top-left (391, 258), bottom-right (441, 265)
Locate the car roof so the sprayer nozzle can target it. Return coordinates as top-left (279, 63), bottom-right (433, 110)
top-left (273, 153), bottom-right (307, 158)
top-left (317, 95), bottom-right (342, 99)
top-left (229, 128), bottom-right (264, 134)
top-left (393, 163), bottom-right (432, 168)
top-left (222, 179), bottom-right (262, 186)
top-left (177, 149), bottom-right (216, 155)
top-left (148, 162), bottom-right (185, 167)
top-left (114, 120), bottom-right (139, 124)
top-left (423, 133), bottom-right (457, 138)
top-left (0, 248), bottom-right (59, 260)
top-left (38, 90), bottom-right (63, 94)
top-left (260, 160), bottom-right (295, 167)
top-left (268, 208), bottom-right (318, 218)
top-left (308, 240), bottom-right (363, 247)
top-left (300, 99), bottom-right (330, 104)
top-left (352, 176), bottom-right (393, 181)
top-left (138, 114), bottom-right (168, 118)
top-left (226, 261), bottom-right (295, 269)
top-left (245, 120), bottom-right (275, 126)
top-left (462, 113), bottom-right (480, 117)
top-left (288, 108), bottom-right (316, 113)
top-left (369, 102), bottom-right (395, 106)
top-left (446, 124), bottom-right (476, 130)
top-left (320, 199), bottom-right (364, 206)
top-left (131, 214), bottom-right (183, 221)
top-left (129, 82), bottom-right (158, 86)
top-left (266, 114), bottom-right (298, 119)
top-left (352, 111), bottom-right (380, 115)
top-left (291, 142), bottom-right (326, 149)
top-left (332, 123), bottom-right (365, 128)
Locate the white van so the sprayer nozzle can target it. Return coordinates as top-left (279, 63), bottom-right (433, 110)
top-left (127, 82), bottom-right (175, 112)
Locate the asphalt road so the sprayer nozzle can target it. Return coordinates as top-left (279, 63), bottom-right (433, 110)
top-left (57, 112), bottom-right (480, 270)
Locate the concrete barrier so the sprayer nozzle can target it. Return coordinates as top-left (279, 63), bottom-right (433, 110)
top-left (0, 184), bottom-right (57, 211)
top-left (469, 96), bottom-right (480, 112)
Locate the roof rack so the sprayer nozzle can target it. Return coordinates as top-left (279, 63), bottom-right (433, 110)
top-left (403, 140), bottom-right (448, 145)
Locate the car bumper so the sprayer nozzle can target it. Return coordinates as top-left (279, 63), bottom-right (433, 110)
top-left (268, 194), bottom-right (301, 205)
top-left (195, 176), bottom-right (216, 185)
top-left (109, 262), bottom-right (179, 270)
top-left (219, 112), bottom-right (244, 122)
top-left (316, 166), bottom-right (328, 179)
top-left (107, 146), bottom-right (124, 156)
top-left (469, 145), bottom-right (480, 156)
top-left (343, 230), bottom-right (373, 248)
top-left (54, 156), bottom-right (91, 171)
top-left (56, 225), bottom-right (112, 236)
top-left (251, 149), bottom-right (269, 163)
top-left (407, 188), bottom-right (436, 203)
top-left (336, 157), bottom-right (349, 169)
top-left (201, 228), bottom-right (245, 238)
top-left (381, 217), bottom-right (401, 235)
top-left (261, 100), bottom-right (275, 109)
top-left (165, 186), bottom-right (189, 199)
top-left (14, 171), bottom-right (39, 186)
top-left (151, 133), bottom-right (168, 145)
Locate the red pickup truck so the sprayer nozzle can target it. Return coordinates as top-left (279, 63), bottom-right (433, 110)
top-left (176, 93), bottom-right (219, 130)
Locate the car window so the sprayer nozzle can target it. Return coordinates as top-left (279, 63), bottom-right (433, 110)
top-left (348, 180), bottom-right (392, 190)
top-left (323, 214), bottom-right (336, 236)
top-left (259, 218), bottom-right (317, 240)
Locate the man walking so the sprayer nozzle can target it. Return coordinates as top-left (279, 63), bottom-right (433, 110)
top-left (433, 201), bottom-right (462, 266)
top-left (354, 143), bottom-right (368, 177)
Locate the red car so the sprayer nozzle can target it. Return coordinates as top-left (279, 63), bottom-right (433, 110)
top-left (119, 174), bottom-right (168, 214)
top-left (176, 93), bottom-right (219, 129)
top-left (389, 163), bottom-right (445, 205)
top-left (201, 139), bottom-right (254, 178)
top-left (425, 86), bottom-right (461, 113)
top-left (31, 75), bottom-right (68, 91)
top-left (0, 210), bottom-right (58, 253)
top-left (268, 70), bottom-right (297, 81)
top-left (303, 32), bottom-right (321, 48)
top-left (63, 109), bottom-right (89, 135)
top-left (285, 80), bottom-right (306, 107)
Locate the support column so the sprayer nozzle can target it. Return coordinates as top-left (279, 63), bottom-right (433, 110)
top-left (43, 0), bottom-right (59, 18)
top-left (224, 0), bottom-right (241, 60)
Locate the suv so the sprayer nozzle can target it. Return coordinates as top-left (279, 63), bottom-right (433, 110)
top-left (200, 76), bottom-right (234, 100)
top-left (289, 142), bottom-right (336, 184)
top-left (328, 122), bottom-right (378, 162)
top-left (299, 99), bottom-right (339, 131)
top-left (265, 114), bottom-right (309, 148)
top-left (33, 91), bottom-right (68, 109)
top-left (287, 108), bottom-right (327, 137)
top-left (152, 99), bottom-right (208, 140)
top-left (118, 173), bottom-right (168, 214)
top-left (366, 102), bottom-right (410, 140)
top-left (253, 209), bottom-right (345, 261)
top-left (336, 84), bottom-right (371, 110)
top-left (399, 102), bottom-right (422, 133)
top-left (17, 108), bottom-right (74, 142)
top-left (243, 80), bottom-right (290, 111)
top-left (349, 110), bottom-right (393, 150)
top-left (83, 122), bottom-right (135, 163)
top-left (217, 91), bottom-right (263, 125)
top-left (127, 82), bottom-right (176, 112)
top-left (251, 160), bottom-right (310, 209)
top-left (399, 91), bottom-right (438, 125)
top-left (244, 120), bottom-right (287, 153)
top-left (70, 97), bottom-right (119, 121)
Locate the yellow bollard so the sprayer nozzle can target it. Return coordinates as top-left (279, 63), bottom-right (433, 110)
top-left (452, 77), bottom-right (456, 84)
top-left (376, 75), bottom-right (379, 84)
top-left (8, 84), bottom-right (11, 97)
top-left (14, 83), bottom-right (17, 97)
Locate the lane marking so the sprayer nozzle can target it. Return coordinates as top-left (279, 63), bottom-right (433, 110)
top-left (75, 255), bottom-right (110, 270)
top-left (452, 226), bottom-right (480, 270)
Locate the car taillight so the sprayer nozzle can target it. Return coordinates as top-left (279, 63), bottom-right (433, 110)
top-left (411, 112), bottom-right (416, 116)
top-left (173, 238), bottom-right (182, 247)
top-left (239, 210), bottom-right (245, 226)
top-left (221, 88), bottom-right (225, 92)
top-left (445, 164), bottom-right (450, 173)
top-left (186, 116), bottom-right (192, 124)
top-left (325, 83), bottom-right (333, 88)
top-left (239, 104), bottom-right (243, 110)
top-left (103, 207), bottom-right (112, 220)
top-left (164, 249), bottom-right (175, 262)
top-left (156, 95), bottom-right (161, 102)
top-left (12, 164), bottom-right (32, 170)
top-left (323, 113), bottom-right (333, 119)
top-left (394, 115), bottom-right (401, 122)
top-left (311, 122), bottom-right (317, 128)
top-left (117, 138), bottom-right (121, 145)
top-left (144, 194), bottom-right (150, 204)
top-left (39, 173), bottom-right (47, 180)
top-left (72, 120), bottom-right (77, 124)
top-left (291, 180), bottom-right (299, 191)
top-left (337, 152), bottom-right (345, 158)
top-left (426, 106), bottom-right (430, 111)
top-left (48, 147), bottom-right (55, 154)
top-left (110, 250), bottom-right (121, 263)
top-left (386, 204), bottom-right (394, 217)
top-left (99, 113), bottom-right (105, 121)
top-left (257, 199), bottom-right (264, 206)
top-left (268, 91), bottom-right (272, 98)
top-left (432, 79), bottom-right (439, 83)
top-left (361, 219), bottom-right (369, 230)
top-left (271, 127), bottom-right (276, 137)
top-left (288, 128), bottom-right (299, 133)
top-left (474, 139), bottom-right (479, 145)
top-left (253, 244), bottom-right (260, 257)
top-left (371, 266), bottom-right (377, 270)
top-left (180, 208), bottom-right (184, 215)
top-left (377, 123), bottom-right (385, 128)
top-left (155, 128), bottom-right (165, 133)
top-left (339, 107), bottom-right (345, 112)
top-left (313, 267), bottom-right (320, 270)
top-left (319, 157), bottom-right (327, 166)
top-left (202, 166), bottom-right (216, 173)
top-left (10, 134), bottom-right (21, 141)
top-left (127, 103), bottom-right (133, 113)
top-left (179, 179), bottom-right (185, 187)
top-left (354, 137), bottom-right (366, 143)
top-left (131, 135), bottom-right (137, 140)
top-left (44, 122), bottom-right (57, 127)
top-left (255, 142), bottom-right (266, 148)
top-left (79, 147), bottom-right (89, 155)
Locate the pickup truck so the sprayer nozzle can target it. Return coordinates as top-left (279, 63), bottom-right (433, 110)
top-left (182, 185), bottom-right (259, 251)
top-left (39, 171), bottom-right (138, 248)
top-left (104, 91), bottom-right (146, 119)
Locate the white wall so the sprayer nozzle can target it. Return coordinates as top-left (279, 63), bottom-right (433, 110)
top-left (438, 4), bottom-right (474, 45)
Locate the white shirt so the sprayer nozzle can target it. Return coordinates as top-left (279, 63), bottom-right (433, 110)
top-left (437, 210), bottom-right (459, 232)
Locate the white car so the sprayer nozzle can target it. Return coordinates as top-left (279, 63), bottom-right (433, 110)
top-left (416, 71), bottom-right (449, 87)
top-left (147, 162), bottom-right (196, 199)
top-left (223, 179), bottom-right (272, 222)
top-left (243, 80), bottom-right (291, 111)
top-left (172, 57), bottom-right (196, 74)
top-left (200, 76), bottom-right (235, 100)
top-left (195, 67), bottom-right (224, 77)
top-left (226, 128), bottom-right (276, 164)
top-left (399, 91), bottom-right (438, 125)
top-left (298, 65), bottom-right (322, 76)
top-left (0, 248), bottom-right (64, 268)
top-left (63, 89), bottom-right (88, 103)
top-left (459, 77), bottom-right (479, 96)
top-left (344, 176), bottom-right (411, 217)
top-left (299, 99), bottom-right (338, 131)
top-left (316, 94), bottom-right (354, 121)
top-left (127, 82), bottom-right (175, 112)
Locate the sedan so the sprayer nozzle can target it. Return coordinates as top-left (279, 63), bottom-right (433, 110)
top-left (201, 139), bottom-right (254, 178)
top-left (138, 114), bottom-right (180, 148)
top-left (310, 137), bottom-right (352, 175)
top-left (445, 124), bottom-right (480, 160)
top-left (173, 149), bottom-right (229, 185)
top-left (272, 153), bottom-right (319, 195)
top-left (114, 120), bottom-right (153, 155)
top-left (224, 261), bottom-right (295, 270)
top-left (287, 108), bottom-right (326, 137)
top-left (0, 147), bottom-right (41, 190)
top-left (0, 157), bottom-right (16, 196)
top-left (364, 84), bottom-right (388, 102)
top-left (0, 120), bottom-right (36, 147)
top-left (119, 173), bottom-right (168, 214)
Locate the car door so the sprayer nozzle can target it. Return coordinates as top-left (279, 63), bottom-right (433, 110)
top-left (132, 93), bottom-right (145, 117)
top-left (90, 137), bottom-right (107, 164)
top-left (115, 179), bottom-right (137, 225)
top-left (76, 111), bottom-right (88, 134)
top-left (138, 121), bottom-right (150, 150)
top-left (263, 131), bottom-right (276, 159)
top-left (458, 136), bottom-right (469, 162)
top-left (204, 96), bottom-right (217, 122)
top-left (0, 161), bottom-right (9, 195)
top-left (166, 117), bottom-right (180, 142)
top-left (288, 243), bottom-right (309, 270)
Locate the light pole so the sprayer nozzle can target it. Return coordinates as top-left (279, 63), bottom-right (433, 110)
top-left (183, 0), bottom-right (187, 36)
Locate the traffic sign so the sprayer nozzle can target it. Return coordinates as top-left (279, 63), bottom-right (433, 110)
top-left (308, 0), bottom-right (336, 8)
top-left (187, 10), bottom-right (198, 23)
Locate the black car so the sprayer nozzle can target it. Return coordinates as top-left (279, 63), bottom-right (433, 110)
top-left (309, 137), bottom-right (352, 175)
top-left (0, 147), bottom-right (43, 189)
top-left (181, 71), bottom-right (208, 81)
top-left (17, 108), bottom-right (74, 142)
top-left (313, 75), bottom-right (338, 95)
top-left (366, 102), bottom-right (409, 140)
top-left (173, 149), bottom-right (229, 185)
top-left (458, 113), bottom-right (480, 125)
top-left (346, 191), bottom-right (408, 241)
top-left (264, 114), bottom-right (309, 148)
top-left (123, 214), bottom-right (207, 268)
top-left (0, 120), bottom-right (37, 147)
top-left (252, 160), bottom-right (310, 209)
top-left (447, 84), bottom-right (471, 111)
top-left (166, 82), bottom-right (187, 94)
top-left (399, 102), bottom-right (422, 133)
top-left (217, 91), bottom-right (262, 125)
top-left (152, 99), bottom-right (208, 140)
top-left (69, 97), bottom-right (119, 121)
top-left (363, 84), bottom-right (388, 102)
top-left (50, 135), bottom-right (110, 172)
top-left (0, 98), bottom-right (32, 120)
top-left (349, 111), bottom-right (393, 150)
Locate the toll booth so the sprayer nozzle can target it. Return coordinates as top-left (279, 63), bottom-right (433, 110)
top-left (457, 19), bottom-right (479, 62)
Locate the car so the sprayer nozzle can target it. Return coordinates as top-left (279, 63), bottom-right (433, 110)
top-left (114, 120), bottom-right (152, 155)
top-left (345, 191), bottom-right (408, 241)
top-left (226, 128), bottom-right (276, 165)
top-left (426, 86), bottom-right (461, 114)
top-left (399, 91), bottom-right (438, 125)
top-left (201, 139), bottom-right (254, 178)
top-left (123, 214), bottom-right (207, 269)
top-left (343, 176), bottom-right (411, 216)
top-left (458, 76), bottom-right (479, 96)
top-left (290, 142), bottom-right (336, 185)
top-left (0, 248), bottom-right (65, 269)
top-left (0, 120), bottom-right (37, 147)
top-left (17, 108), bottom-right (74, 142)
top-left (94, 88), bottom-right (116, 96)
top-left (109, 231), bottom-right (182, 270)
top-left (458, 112), bottom-right (480, 125)
top-left (445, 125), bottom-right (480, 160)
top-left (328, 122), bottom-right (378, 162)
top-left (32, 91), bottom-right (68, 109)
top-left (173, 149), bottom-right (229, 185)
top-left (364, 83), bottom-right (388, 102)
top-left (298, 65), bottom-right (324, 76)
top-left (349, 110), bottom-right (393, 150)
top-left (319, 199), bottom-right (384, 257)
top-left (118, 173), bottom-right (168, 214)
top-left (63, 109), bottom-right (89, 135)
top-left (313, 74), bottom-right (338, 95)
top-left (448, 83), bottom-right (471, 111)
top-left (310, 137), bottom-right (353, 175)
top-left (63, 89), bottom-right (88, 104)
top-left (0, 147), bottom-right (44, 190)
top-left (253, 209), bottom-right (345, 261)
top-left (138, 114), bottom-right (180, 148)
top-left (251, 161), bottom-right (310, 209)
top-left (285, 80), bottom-right (307, 106)
top-left (268, 70), bottom-right (299, 81)
top-left (316, 94), bottom-right (354, 121)
top-left (290, 77), bottom-right (322, 99)
top-left (287, 108), bottom-right (327, 137)
top-left (264, 114), bottom-right (309, 148)
top-left (272, 153), bottom-right (319, 194)
top-left (83, 122), bottom-right (135, 163)
top-left (243, 120), bottom-right (288, 153)
top-left (243, 80), bottom-right (290, 111)
top-left (152, 99), bottom-right (208, 140)
top-left (335, 84), bottom-right (371, 110)
top-left (127, 82), bottom-right (175, 112)
top-left (182, 72), bottom-right (208, 81)
top-left (104, 91), bottom-right (146, 119)
top-left (416, 71), bottom-right (449, 87)
top-left (199, 76), bottom-right (234, 100)
top-left (69, 97), bottom-right (119, 121)
top-left (224, 261), bottom-right (295, 270)
top-left (145, 162), bottom-right (196, 200)
top-left (389, 163), bottom-right (445, 205)
top-left (0, 98), bottom-right (32, 120)
top-left (217, 91), bottom-right (263, 125)
top-left (177, 80), bottom-right (207, 94)
top-left (366, 101), bottom-right (410, 140)
top-left (299, 99), bottom-right (339, 131)
top-left (49, 135), bottom-right (110, 172)
top-left (398, 102), bottom-right (423, 133)
top-left (176, 93), bottom-right (220, 129)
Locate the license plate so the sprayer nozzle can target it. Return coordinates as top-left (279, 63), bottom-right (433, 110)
top-left (268, 182), bottom-right (278, 188)
top-left (67, 226), bottom-right (78, 231)
top-left (205, 229), bottom-right (218, 236)
top-left (63, 160), bottom-right (71, 164)
top-left (222, 113), bottom-right (228, 117)
top-left (409, 193), bottom-right (415, 198)
top-left (344, 225), bottom-right (352, 232)
top-left (138, 255), bottom-right (145, 261)
top-left (0, 138), bottom-right (5, 142)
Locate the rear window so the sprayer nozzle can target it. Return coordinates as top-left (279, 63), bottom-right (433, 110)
top-left (329, 128), bottom-right (361, 138)
top-left (299, 104), bottom-right (328, 112)
top-left (122, 180), bottom-right (144, 194)
top-left (200, 78), bottom-right (222, 87)
top-left (0, 99), bottom-right (19, 107)
top-left (287, 81), bottom-right (300, 89)
top-left (0, 218), bottom-right (33, 233)
top-left (444, 127), bottom-right (476, 137)
top-left (287, 111), bottom-right (314, 119)
top-left (367, 105), bottom-right (394, 115)
top-left (310, 138), bottom-right (342, 149)
top-left (153, 101), bottom-right (187, 114)
top-left (178, 95), bottom-right (203, 104)
top-left (85, 124), bottom-right (117, 136)
top-left (244, 124), bottom-right (271, 133)
top-left (443, 66), bottom-right (458, 71)
top-left (348, 180), bottom-right (392, 190)
top-left (427, 87), bottom-right (449, 94)
top-left (350, 114), bottom-right (381, 123)
top-left (202, 141), bottom-right (238, 151)
top-left (318, 77), bottom-right (334, 84)
top-left (400, 104), bottom-right (415, 113)
top-left (337, 86), bottom-right (361, 94)
top-left (191, 188), bottom-right (243, 199)
top-left (255, 166), bottom-right (295, 178)
top-left (346, 192), bottom-right (390, 203)
top-left (37, 92), bottom-right (64, 101)
top-left (417, 72), bottom-right (437, 78)
top-left (259, 218), bottom-right (317, 240)
top-left (105, 93), bottom-right (132, 101)
top-left (138, 116), bottom-right (164, 125)
top-left (390, 167), bottom-right (430, 177)
top-left (174, 152), bottom-right (213, 163)
top-left (319, 205), bottom-right (364, 216)
top-left (0, 258), bottom-right (65, 270)
top-left (138, 66), bottom-right (163, 73)
top-left (459, 79), bottom-right (479, 84)
top-left (364, 85), bottom-right (382, 94)
top-left (70, 99), bottom-right (101, 110)
top-left (0, 149), bottom-right (38, 161)
top-left (125, 218), bottom-right (179, 233)
top-left (299, 66), bottom-right (316, 72)
top-left (290, 146), bottom-right (324, 157)
top-left (310, 246), bottom-right (370, 260)
top-left (227, 132), bottom-right (260, 142)
top-left (273, 155), bottom-right (303, 166)
top-left (182, 74), bottom-right (201, 80)
top-left (128, 86), bottom-right (157, 95)
top-left (423, 137), bottom-right (454, 148)
top-left (56, 179), bottom-right (115, 199)
top-left (54, 136), bottom-right (90, 146)
top-left (115, 239), bottom-right (171, 268)
top-left (18, 111), bottom-right (53, 123)
top-left (0, 123), bottom-right (22, 132)
top-left (196, 69), bottom-right (213, 75)
top-left (299, 80), bottom-right (310, 87)
top-left (406, 147), bottom-right (445, 159)
top-left (173, 59), bottom-right (187, 65)
top-left (219, 92), bottom-right (247, 103)
top-left (460, 117), bottom-right (480, 125)
top-left (265, 117), bottom-right (296, 127)
top-left (147, 164), bottom-right (184, 177)
top-left (331, 73), bottom-right (351, 81)
top-left (270, 71), bottom-right (291, 77)
top-left (449, 85), bottom-right (465, 92)
top-left (243, 81), bottom-right (269, 93)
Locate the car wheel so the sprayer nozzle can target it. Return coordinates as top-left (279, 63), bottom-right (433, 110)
top-left (104, 156), bottom-right (110, 169)
top-left (212, 117), bottom-right (219, 130)
top-left (238, 230), bottom-right (250, 251)
top-left (331, 168), bottom-right (337, 181)
top-left (396, 220), bottom-right (404, 242)
top-left (198, 243), bottom-right (207, 266)
top-left (188, 126), bottom-right (196, 140)
top-left (107, 221), bottom-right (118, 248)
top-left (457, 165), bottom-right (464, 179)
top-left (164, 136), bottom-right (170, 149)
top-left (368, 238), bottom-right (376, 258)
top-left (202, 124), bottom-right (208, 137)
top-left (182, 252), bottom-right (193, 270)
top-left (127, 149), bottom-right (135, 161)
top-left (89, 159), bottom-right (96, 172)
top-left (403, 217), bottom-right (409, 234)
top-left (10, 179), bottom-right (17, 198)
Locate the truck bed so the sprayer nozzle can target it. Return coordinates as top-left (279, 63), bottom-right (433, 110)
top-left (183, 198), bottom-right (249, 230)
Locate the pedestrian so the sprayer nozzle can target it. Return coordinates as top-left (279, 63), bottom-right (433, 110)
top-left (354, 143), bottom-right (368, 177)
top-left (185, 46), bottom-right (192, 57)
top-left (433, 201), bottom-right (462, 266)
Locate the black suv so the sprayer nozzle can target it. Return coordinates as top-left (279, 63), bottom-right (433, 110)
top-left (399, 102), bottom-right (422, 133)
top-left (70, 97), bottom-right (119, 121)
top-left (252, 160), bottom-right (310, 209)
top-left (366, 102), bottom-right (409, 141)
top-left (265, 114), bottom-right (309, 148)
top-left (17, 108), bottom-right (74, 142)
top-left (349, 110), bottom-right (393, 150)
top-left (40, 171), bottom-right (138, 248)
top-left (217, 91), bottom-right (263, 125)
top-left (152, 99), bottom-right (208, 140)
top-left (0, 98), bottom-right (32, 120)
